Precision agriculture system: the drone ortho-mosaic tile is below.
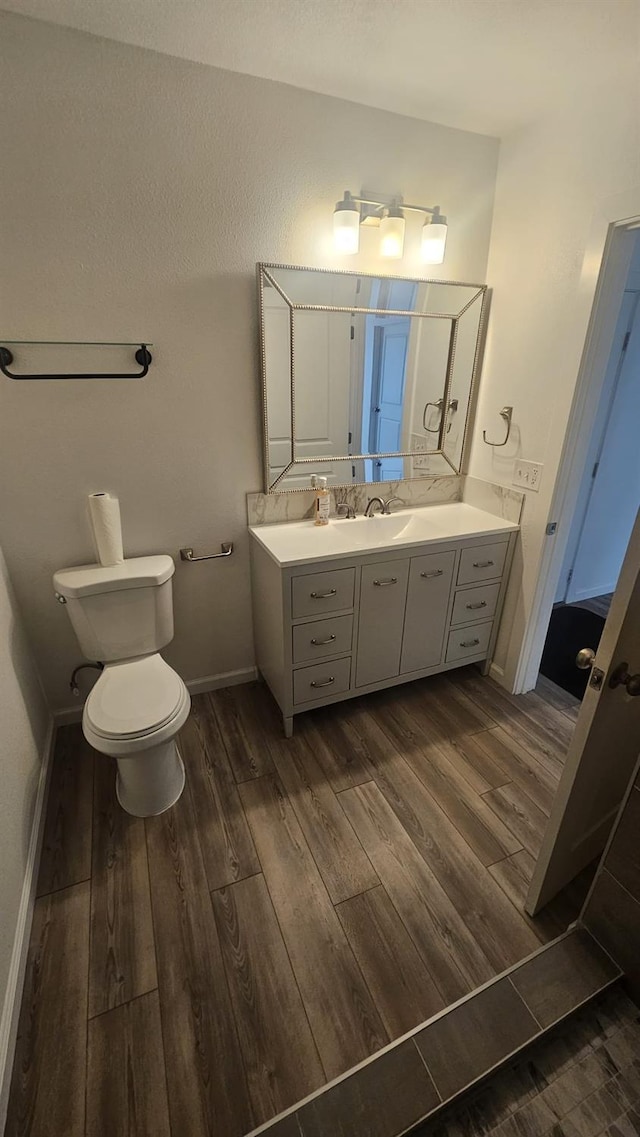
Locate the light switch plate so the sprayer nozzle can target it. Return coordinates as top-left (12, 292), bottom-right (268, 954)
top-left (513, 459), bottom-right (543, 491)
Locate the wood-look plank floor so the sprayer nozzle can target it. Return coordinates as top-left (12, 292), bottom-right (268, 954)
top-left (7, 667), bottom-right (590, 1137)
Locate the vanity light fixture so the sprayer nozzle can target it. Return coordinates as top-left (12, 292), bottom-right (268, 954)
top-left (332, 190), bottom-right (448, 262)
top-left (421, 208), bottom-right (448, 265)
top-left (333, 191), bottom-right (361, 254)
top-left (379, 204), bottom-right (405, 259)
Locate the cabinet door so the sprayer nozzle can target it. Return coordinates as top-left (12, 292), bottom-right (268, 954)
top-left (400, 550), bottom-right (456, 674)
top-left (356, 559), bottom-right (410, 687)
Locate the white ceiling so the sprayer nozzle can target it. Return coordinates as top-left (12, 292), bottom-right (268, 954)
top-left (2, 0), bottom-right (639, 136)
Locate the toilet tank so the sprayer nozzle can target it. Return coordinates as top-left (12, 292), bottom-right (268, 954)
top-left (53, 555), bottom-right (175, 662)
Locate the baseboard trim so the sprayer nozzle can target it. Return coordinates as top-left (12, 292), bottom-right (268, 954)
top-left (53, 666), bottom-right (259, 724)
top-left (488, 661), bottom-right (506, 685)
top-left (186, 666), bottom-right (258, 695)
top-left (54, 704), bottom-right (83, 725)
top-left (0, 717), bottom-right (56, 1131)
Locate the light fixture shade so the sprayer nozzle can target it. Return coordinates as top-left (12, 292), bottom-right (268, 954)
top-left (421, 217), bottom-right (448, 264)
top-left (333, 195), bottom-right (360, 254)
top-left (380, 212), bottom-right (405, 258)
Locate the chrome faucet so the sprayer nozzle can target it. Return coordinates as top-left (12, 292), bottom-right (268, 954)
top-left (335, 501), bottom-right (356, 519)
top-left (364, 497), bottom-right (385, 517)
top-left (364, 495), bottom-right (404, 517)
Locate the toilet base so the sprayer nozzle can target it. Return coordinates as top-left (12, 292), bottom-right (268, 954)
top-left (115, 739), bottom-right (185, 817)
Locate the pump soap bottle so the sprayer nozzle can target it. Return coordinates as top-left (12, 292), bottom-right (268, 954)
top-left (311, 475), bottom-right (330, 526)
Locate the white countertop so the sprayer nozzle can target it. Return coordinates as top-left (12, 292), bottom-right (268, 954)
top-left (249, 502), bottom-right (519, 568)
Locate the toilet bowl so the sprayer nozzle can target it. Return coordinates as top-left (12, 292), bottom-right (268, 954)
top-left (53, 553), bottom-right (190, 817)
top-left (83, 655), bottom-right (191, 816)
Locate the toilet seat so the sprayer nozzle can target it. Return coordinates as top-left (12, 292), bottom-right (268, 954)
top-left (83, 655), bottom-right (190, 756)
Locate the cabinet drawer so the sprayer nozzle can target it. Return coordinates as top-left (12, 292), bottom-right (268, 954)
top-left (445, 621), bottom-right (493, 663)
top-left (400, 550), bottom-right (455, 674)
top-left (292, 568), bottom-right (355, 619)
top-left (457, 541), bottom-right (508, 585)
top-left (450, 582), bottom-right (501, 627)
top-left (292, 614), bottom-right (353, 665)
top-left (293, 656), bottom-right (351, 705)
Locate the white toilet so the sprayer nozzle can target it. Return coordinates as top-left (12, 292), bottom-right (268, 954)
top-left (53, 554), bottom-right (190, 816)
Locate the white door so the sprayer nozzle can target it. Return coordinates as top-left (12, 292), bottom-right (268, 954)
top-left (526, 506), bottom-right (640, 914)
top-left (368, 317), bottom-right (411, 482)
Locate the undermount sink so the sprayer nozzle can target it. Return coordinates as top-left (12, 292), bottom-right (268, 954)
top-left (334, 510), bottom-right (438, 544)
top-left (249, 502), bottom-right (519, 568)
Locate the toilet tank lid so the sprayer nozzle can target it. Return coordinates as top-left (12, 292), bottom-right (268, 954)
top-left (53, 554), bottom-right (175, 598)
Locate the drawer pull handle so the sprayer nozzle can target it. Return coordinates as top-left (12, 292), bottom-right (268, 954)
top-left (421, 569), bottom-right (444, 579)
top-left (373, 577), bottom-right (398, 587)
top-left (472, 560), bottom-right (494, 569)
top-left (310, 676), bottom-right (335, 688)
top-left (460, 638), bottom-right (481, 648)
top-left (310, 588), bottom-right (337, 599)
top-left (466, 600), bottom-right (487, 610)
top-left (311, 635), bottom-right (336, 646)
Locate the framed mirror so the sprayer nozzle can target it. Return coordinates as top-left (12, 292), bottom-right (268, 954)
top-left (258, 263), bottom-right (488, 492)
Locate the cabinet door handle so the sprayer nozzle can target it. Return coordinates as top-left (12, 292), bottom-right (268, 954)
top-left (472, 560), bottom-right (494, 569)
top-left (466, 600), bottom-right (487, 610)
top-left (310, 588), bottom-right (337, 599)
top-left (460, 638), bottom-right (481, 648)
top-left (311, 634), bottom-right (336, 646)
top-left (310, 676), bottom-right (335, 688)
top-left (373, 577), bottom-right (398, 587)
top-left (421, 569), bottom-right (444, 579)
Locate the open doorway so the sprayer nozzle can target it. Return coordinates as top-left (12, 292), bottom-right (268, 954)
top-left (525, 221), bottom-right (640, 915)
top-left (537, 234), bottom-right (640, 702)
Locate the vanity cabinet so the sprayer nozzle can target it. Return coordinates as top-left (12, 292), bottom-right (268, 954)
top-left (356, 560), bottom-right (410, 687)
top-left (400, 550), bottom-right (456, 674)
top-left (250, 521), bottom-right (518, 737)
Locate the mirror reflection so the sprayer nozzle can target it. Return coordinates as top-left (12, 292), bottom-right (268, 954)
top-left (259, 265), bottom-right (486, 491)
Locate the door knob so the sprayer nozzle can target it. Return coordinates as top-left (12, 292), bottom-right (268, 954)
top-left (575, 648), bottom-right (596, 670)
top-left (609, 662), bottom-right (640, 696)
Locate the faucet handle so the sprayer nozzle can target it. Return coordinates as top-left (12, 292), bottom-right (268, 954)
top-left (383, 496), bottom-right (404, 515)
top-left (336, 501), bottom-right (355, 519)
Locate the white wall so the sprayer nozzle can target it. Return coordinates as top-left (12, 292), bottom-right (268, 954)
top-left (0, 13), bottom-right (499, 710)
top-left (468, 75), bottom-right (640, 688)
top-left (0, 544), bottom-right (51, 1120)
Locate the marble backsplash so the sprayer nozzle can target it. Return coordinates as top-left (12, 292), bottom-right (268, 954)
top-left (247, 475), bottom-right (462, 526)
top-left (461, 475), bottom-right (525, 524)
top-left (247, 474), bottom-right (525, 527)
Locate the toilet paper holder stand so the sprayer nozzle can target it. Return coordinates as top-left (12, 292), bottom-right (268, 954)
top-left (180, 542), bottom-right (234, 562)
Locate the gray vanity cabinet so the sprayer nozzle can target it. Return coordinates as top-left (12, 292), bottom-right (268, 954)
top-left (400, 550), bottom-right (457, 674)
top-left (250, 528), bottom-right (518, 737)
top-left (356, 560), bottom-right (411, 687)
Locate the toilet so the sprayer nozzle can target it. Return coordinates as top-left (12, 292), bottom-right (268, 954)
top-left (53, 554), bottom-right (190, 816)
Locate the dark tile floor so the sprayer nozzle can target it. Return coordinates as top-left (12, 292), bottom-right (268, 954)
top-left (6, 667), bottom-right (593, 1136)
top-left (417, 985), bottom-right (640, 1137)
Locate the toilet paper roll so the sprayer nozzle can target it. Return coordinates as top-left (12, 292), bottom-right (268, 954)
top-left (88, 492), bottom-right (124, 566)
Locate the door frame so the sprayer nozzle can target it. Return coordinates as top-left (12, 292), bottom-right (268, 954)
top-left (515, 198), bottom-right (640, 694)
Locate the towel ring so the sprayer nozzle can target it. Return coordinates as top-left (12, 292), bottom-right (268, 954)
top-left (483, 406), bottom-right (513, 447)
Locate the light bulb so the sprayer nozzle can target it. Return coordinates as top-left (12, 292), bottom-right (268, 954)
top-left (422, 216), bottom-right (448, 264)
top-left (380, 211), bottom-right (405, 258)
top-left (333, 194), bottom-right (360, 254)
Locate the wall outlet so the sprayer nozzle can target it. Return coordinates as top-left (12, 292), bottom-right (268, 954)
top-left (513, 459), bottom-right (543, 492)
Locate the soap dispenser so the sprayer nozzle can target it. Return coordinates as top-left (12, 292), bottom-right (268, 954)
top-left (311, 475), bottom-right (330, 526)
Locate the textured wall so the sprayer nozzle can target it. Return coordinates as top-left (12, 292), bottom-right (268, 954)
top-left (0, 13), bottom-right (499, 710)
top-left (583, 756), bottom-right (640, 1001)
top-left (0, 544), bottom-right (50, 1073)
